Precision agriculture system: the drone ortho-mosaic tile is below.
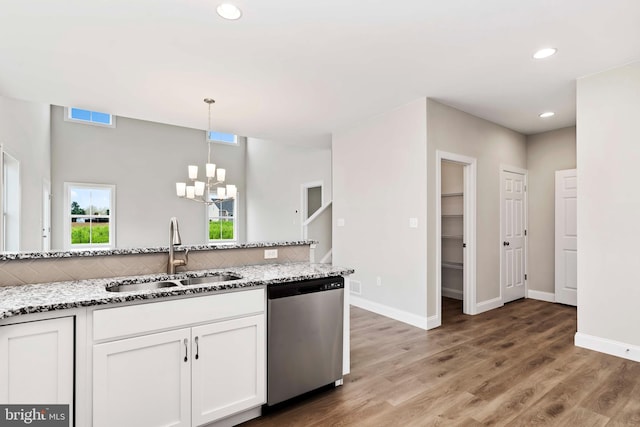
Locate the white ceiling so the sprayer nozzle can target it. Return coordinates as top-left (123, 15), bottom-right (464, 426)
top-left (1, 0), bottom-right (639, 147)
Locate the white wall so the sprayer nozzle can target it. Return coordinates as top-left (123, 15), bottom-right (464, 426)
top-left (526, 127), bottom-right (576, 295)
top-left (0, 95), bottom-right (51, 251)
top-left (245, 138), bottom-right (331, 242)
top-left (576, 62), bottom-right (640, 349)
top-left (427, 99), bottom-right (527, 316)
top-left (333, 99), bottom-right (428, 321)
top-left (50, 106), bottom-right (246, 249)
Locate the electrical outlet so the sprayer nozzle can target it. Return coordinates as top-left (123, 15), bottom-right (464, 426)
top-left (337, 218), bottom-right (345, 227)
top-left (376, 276), bottom-right (382, 286)
top-left (409, 218), bottom-right (418, 228)
top-left (264, 249), bottom-right (278, 259)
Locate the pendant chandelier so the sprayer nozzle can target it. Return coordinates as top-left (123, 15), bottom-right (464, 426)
top-left (175, 98), bottom-right (237, 204)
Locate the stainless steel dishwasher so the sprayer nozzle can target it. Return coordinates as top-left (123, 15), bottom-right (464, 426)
top-left (267, 276), bottom-right (344, 406)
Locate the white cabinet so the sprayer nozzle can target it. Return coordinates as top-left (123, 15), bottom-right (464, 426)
top-left (92, 328), bottom-right (192, 427)
top-left (0, 316), bottom-right (74, 419)
top-left (192, 315), bottom-right (265, 426)
top-left (92, 290), bottom-right (266, 427)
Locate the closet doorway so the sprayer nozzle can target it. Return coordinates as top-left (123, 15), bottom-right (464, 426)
top-left (1, 147), bottom-right (21, 252)
top-left (435, 151), bottom-right (477, 325)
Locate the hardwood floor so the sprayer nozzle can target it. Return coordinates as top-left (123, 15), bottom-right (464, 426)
top-left (242, 298), bottom-right (640, 426)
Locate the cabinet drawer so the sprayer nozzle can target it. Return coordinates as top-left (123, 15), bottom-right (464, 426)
top-left (93, 289), bottom-right (264, 341)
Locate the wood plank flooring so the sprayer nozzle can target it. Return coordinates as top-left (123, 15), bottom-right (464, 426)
top-left (241, 298), bottom-right (640, 426)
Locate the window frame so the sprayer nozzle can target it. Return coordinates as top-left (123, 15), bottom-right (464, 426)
top-left (206, 195), bottom-right (237, 244)
top-left (63, 182), bottom-right (116, 250)
top-left (64, 107), bottom-right (116, 128)
top-left (207, 130), bottom-right (238, 145)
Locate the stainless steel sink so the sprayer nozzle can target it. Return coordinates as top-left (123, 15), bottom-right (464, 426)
top-left (105, 274), bottom-right (241, 292)
top-left (185, 274), bottom-right (242, 285)
top-left (106, 280), bottom-right (181, 292)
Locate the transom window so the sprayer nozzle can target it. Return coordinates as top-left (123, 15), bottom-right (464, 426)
top-left (207, 131), bottom-right (237, 145)
top-left (65, 107), bottom-right (116, 127)
top-left (208, 195), bottom-right (236, 242)
top-left (64, 183), bottom-right (115, 249)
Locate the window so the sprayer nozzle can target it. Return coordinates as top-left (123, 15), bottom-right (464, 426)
top-left (64, 183), bottom-right (115, 249)
top-left (64, 107), bottom-right (116, 127)
top-left (207, 130), bottom-right (237, 145)
top-left (208, 195), bottom-right (236, 242)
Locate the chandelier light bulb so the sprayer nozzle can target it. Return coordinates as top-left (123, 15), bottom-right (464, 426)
top-left (206, 163), bottom-right (216, 178)
top-left (188, 165), bottom-right (198, 180)
top-left (194, 181), bottom-right (205, 196)
top-left (176, 182), bottom-right (186, 197)
top-left (186, 186), bottom-right (195, 199)
top-left (226, 184), bottom-right (237, 198)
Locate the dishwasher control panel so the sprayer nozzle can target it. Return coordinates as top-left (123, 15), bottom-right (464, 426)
top-left (267, 276), bottom-right (344, 299)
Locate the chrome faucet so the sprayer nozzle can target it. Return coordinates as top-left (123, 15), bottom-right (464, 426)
top-left (168, 217), bottom-right (188, 274)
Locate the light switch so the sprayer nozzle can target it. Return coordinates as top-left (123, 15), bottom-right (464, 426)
top-left (337, 218), bottom-right (345, 227)
top-left (409, 218), bottom-right (418, 228)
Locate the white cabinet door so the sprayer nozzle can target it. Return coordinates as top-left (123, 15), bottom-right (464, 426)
top-left (555, 169), bottom-right (577, 306)
top-left (191, 314), bottom-right (265, 426)
top-left (93, 328), bottom-right (192, 427)
top-left (0, 317), bottom-right (74, 414)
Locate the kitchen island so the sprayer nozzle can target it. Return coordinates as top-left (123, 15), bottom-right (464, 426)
top-left (0, 255), bottom-right (353, 427)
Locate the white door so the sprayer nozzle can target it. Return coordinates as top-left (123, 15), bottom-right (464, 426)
top-left (191, 314), bottom-right (265, 426)
top-left (555, 169), bottom-right (577, 306)
top-left (2, 151), bottom-right (20, 251)
top-left (93, 328), bottom-right (192, 427)
top-left (501, 170), bottom-right (527, 303)
top-left (0, 317), bottom-right (74, 423)
top-left (42, 180), bottom-right (51, 251)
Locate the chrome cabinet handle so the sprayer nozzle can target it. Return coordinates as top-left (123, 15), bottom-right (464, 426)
top-left (195, 336), bottom-right (199, 360)
top-left (183, 338), bottom-right (188, 362)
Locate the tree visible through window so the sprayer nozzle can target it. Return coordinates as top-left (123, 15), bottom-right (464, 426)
top-left (65, 183), bottom-right (115, 249)
top-left (208, 196), bottom-right (236, 242)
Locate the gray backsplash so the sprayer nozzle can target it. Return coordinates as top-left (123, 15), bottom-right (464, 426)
top-left (0, 244), bottom-right (311, 287)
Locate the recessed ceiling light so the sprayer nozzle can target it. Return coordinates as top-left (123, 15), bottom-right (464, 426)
top-left (533, 48), bottom-right (557, 59)
top-left (539, 112), bottom-right (555, 118)
top-left (216, 3), bottom-right (242, 20)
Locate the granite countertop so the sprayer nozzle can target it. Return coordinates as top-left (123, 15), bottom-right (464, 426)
top-left (0, 240), bottom-right (317, 261)
top-left (0, 262), bottom-right (354, 320)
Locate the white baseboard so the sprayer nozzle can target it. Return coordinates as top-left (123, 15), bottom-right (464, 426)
top-left (442, 287), bottom-right (463, 300)
top-left (575, 332), bottom-right (640, 363)
top-left (475, 296), bottom-right (503, 314)
top-left (208, 406), bottom-right (261, 427)
top-left (527, 289), bottom-right (555, 303)
top-left (426, 314), bottom-right (440, 330)
top-left (350, 296), bottom-right (428, 330)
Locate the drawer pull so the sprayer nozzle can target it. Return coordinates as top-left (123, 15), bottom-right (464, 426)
top-left (195, 336), bottom-right (199, 360)
top-left (183, 338), bottom-right (188, 362)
